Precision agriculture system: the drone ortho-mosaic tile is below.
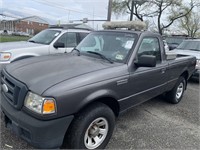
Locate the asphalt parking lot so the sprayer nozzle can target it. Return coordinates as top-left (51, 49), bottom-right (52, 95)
top-left (0, 80), bottom-right (199, 149)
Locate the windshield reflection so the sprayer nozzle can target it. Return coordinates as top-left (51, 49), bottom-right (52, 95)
top-left (76, 32), bottom-right (137, 63)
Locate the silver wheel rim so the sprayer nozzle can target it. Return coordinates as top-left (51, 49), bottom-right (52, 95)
top-left (176, 82), bottom-right (184, 99)
top-left (84, 117), bottom-right (108, 149)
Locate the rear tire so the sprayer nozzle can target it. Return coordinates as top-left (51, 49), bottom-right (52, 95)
top-left (62, 102), bottom-right (115, 149)
top-left (166, 76), bottom-right (186, 104)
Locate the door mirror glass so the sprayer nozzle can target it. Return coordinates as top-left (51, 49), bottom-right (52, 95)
top-left (135, 55), bottom-right (156, 67)
top-left (54, 42), bottom-right (65, 49)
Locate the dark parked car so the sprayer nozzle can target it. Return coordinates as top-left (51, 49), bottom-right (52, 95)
top-left (1, 29), bottom-right (196, 149)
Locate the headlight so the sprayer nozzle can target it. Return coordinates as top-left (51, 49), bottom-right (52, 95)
top-left (196, 59), bottom-right (200, 70)
top-left (24, 92), bottom-right (56, 115)
top-left (0, 52), bottom-right (11, 61)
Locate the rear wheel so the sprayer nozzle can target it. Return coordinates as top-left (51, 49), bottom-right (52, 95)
top-left (166, 76), bottom-right (186, 104)
top-left (62, 102), bottom-right (115, 149)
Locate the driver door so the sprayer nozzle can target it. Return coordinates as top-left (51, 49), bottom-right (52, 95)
top-left (122, 37), bottom-right (169, 108)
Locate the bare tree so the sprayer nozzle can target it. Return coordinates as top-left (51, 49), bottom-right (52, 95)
top-left (112, 0), bottom-right (152, 21)
top-left (154, 0), bottom-right (197, 35)
top-left (112, 0), bottom-right (197, 35)
top-left (178, 10), bottom-right (200, 38)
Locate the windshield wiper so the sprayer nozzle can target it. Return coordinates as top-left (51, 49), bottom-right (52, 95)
top-left (71, 48), bottom-right (81, 56)
top-left (86, 51), bottom-right (113, 64)
top-left (28, 40), bottom-right (36, 43)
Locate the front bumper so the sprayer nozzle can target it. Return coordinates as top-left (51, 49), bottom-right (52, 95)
top-left (191, 69), bottom-right (199, 80)
top-left (1, 94), bottom-right (74, 149)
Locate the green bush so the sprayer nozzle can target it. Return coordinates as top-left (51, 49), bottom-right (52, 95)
top-left (0, 35), bottom-right (30, 42)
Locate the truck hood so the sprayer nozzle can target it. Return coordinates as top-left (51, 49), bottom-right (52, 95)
top-left (173, 49), bottom-right (200, 60)
top-left (0, 41), bottom-right (45, 51)
top-left (5, 54), bottom-right (117, 95)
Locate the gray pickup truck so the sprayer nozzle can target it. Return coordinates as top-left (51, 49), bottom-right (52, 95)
top-left (1, 30), bottom-right (196, 149)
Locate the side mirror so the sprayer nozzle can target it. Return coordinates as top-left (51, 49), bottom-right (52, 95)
top-left (135, 55), bottom-right (156, 67)
top-left (54, 42), bottom-right (65, 49)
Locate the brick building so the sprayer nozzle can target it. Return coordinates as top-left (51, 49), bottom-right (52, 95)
top-left (0, 16), bottom-right (49, 35)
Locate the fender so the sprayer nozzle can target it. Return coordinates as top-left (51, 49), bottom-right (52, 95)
top-left (77, 89), bottom-right (120, 113)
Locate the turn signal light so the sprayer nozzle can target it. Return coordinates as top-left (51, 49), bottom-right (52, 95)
top-left (43, 99), bottom-right (56, 114)
top-left (4, 55), bottom-right (10, 59)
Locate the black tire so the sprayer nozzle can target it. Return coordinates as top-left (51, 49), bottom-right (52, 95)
top-left (166, 76), bottom-right (186, 104)
top-left (62, 102), bottom-right (115, 149)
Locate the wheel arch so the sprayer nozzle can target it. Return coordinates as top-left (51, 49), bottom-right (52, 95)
top-left (180, 70), bottom-right (189, 80)
top-left (180, 70), bottom-right (189, 90)
top-left (77, 93), bottom-right (120, 117)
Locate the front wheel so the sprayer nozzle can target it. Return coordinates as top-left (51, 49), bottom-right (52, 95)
top-left (62, 102), bottom-right (115, 149)
top-left (166, 76), bottom-right (186, 104)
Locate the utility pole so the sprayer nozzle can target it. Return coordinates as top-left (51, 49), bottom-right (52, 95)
top-left (107, 0), bottom-right (113, 21)
top-left (130, 0), bottom-right (134, 21)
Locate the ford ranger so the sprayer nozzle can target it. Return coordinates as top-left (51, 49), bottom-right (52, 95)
top-left (1, 28), bottom-right (196, 149)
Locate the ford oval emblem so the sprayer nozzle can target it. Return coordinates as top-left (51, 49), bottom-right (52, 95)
top-left (2, 84), bottom-right (9, 93)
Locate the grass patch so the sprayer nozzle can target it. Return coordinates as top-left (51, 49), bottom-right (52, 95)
top-left (0, 35), bottom-right (30, 42)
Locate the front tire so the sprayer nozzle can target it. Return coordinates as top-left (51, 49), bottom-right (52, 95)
top-left (62, 102), bottom-right (115, 149)
top-left (166, 76), bottom-right (186, 104)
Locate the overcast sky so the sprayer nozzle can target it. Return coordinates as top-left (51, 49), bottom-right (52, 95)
top-left (1, 0), bottom-right (114, 29)
top-left (1, 0), bottom-right (198, 31)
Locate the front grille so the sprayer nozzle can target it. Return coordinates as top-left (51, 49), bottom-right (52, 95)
top-left (1, 70), bottom-right (28, 109)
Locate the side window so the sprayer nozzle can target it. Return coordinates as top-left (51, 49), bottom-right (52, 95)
top-left (137, 37), bottom-right (161, 63)
top-left (79, 33), bottom-right (89, 41)
top-left (66, 33), bottom-right (77, 47)
top-left (56, 34), bottom-right (66, 46)
top-left (56, 33), bottom-right (77, 48)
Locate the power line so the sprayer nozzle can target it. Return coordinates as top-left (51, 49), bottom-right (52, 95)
top-left (42, 0), bottom-right (104, 16)
top-left (0, 13), bottom-right (22, 19)
top-left (30, 0), bottom-right (106, 18)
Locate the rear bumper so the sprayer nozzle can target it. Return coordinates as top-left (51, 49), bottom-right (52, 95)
top-left (1, 94), bottom-right (74, 149)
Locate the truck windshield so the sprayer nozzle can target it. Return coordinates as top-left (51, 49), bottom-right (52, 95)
top-left (76, 32), bottom-right (137, 63)
top-left (177, 41), bottom-right (200, 51)
top-left (28, 30), bottom-right (61, 45)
